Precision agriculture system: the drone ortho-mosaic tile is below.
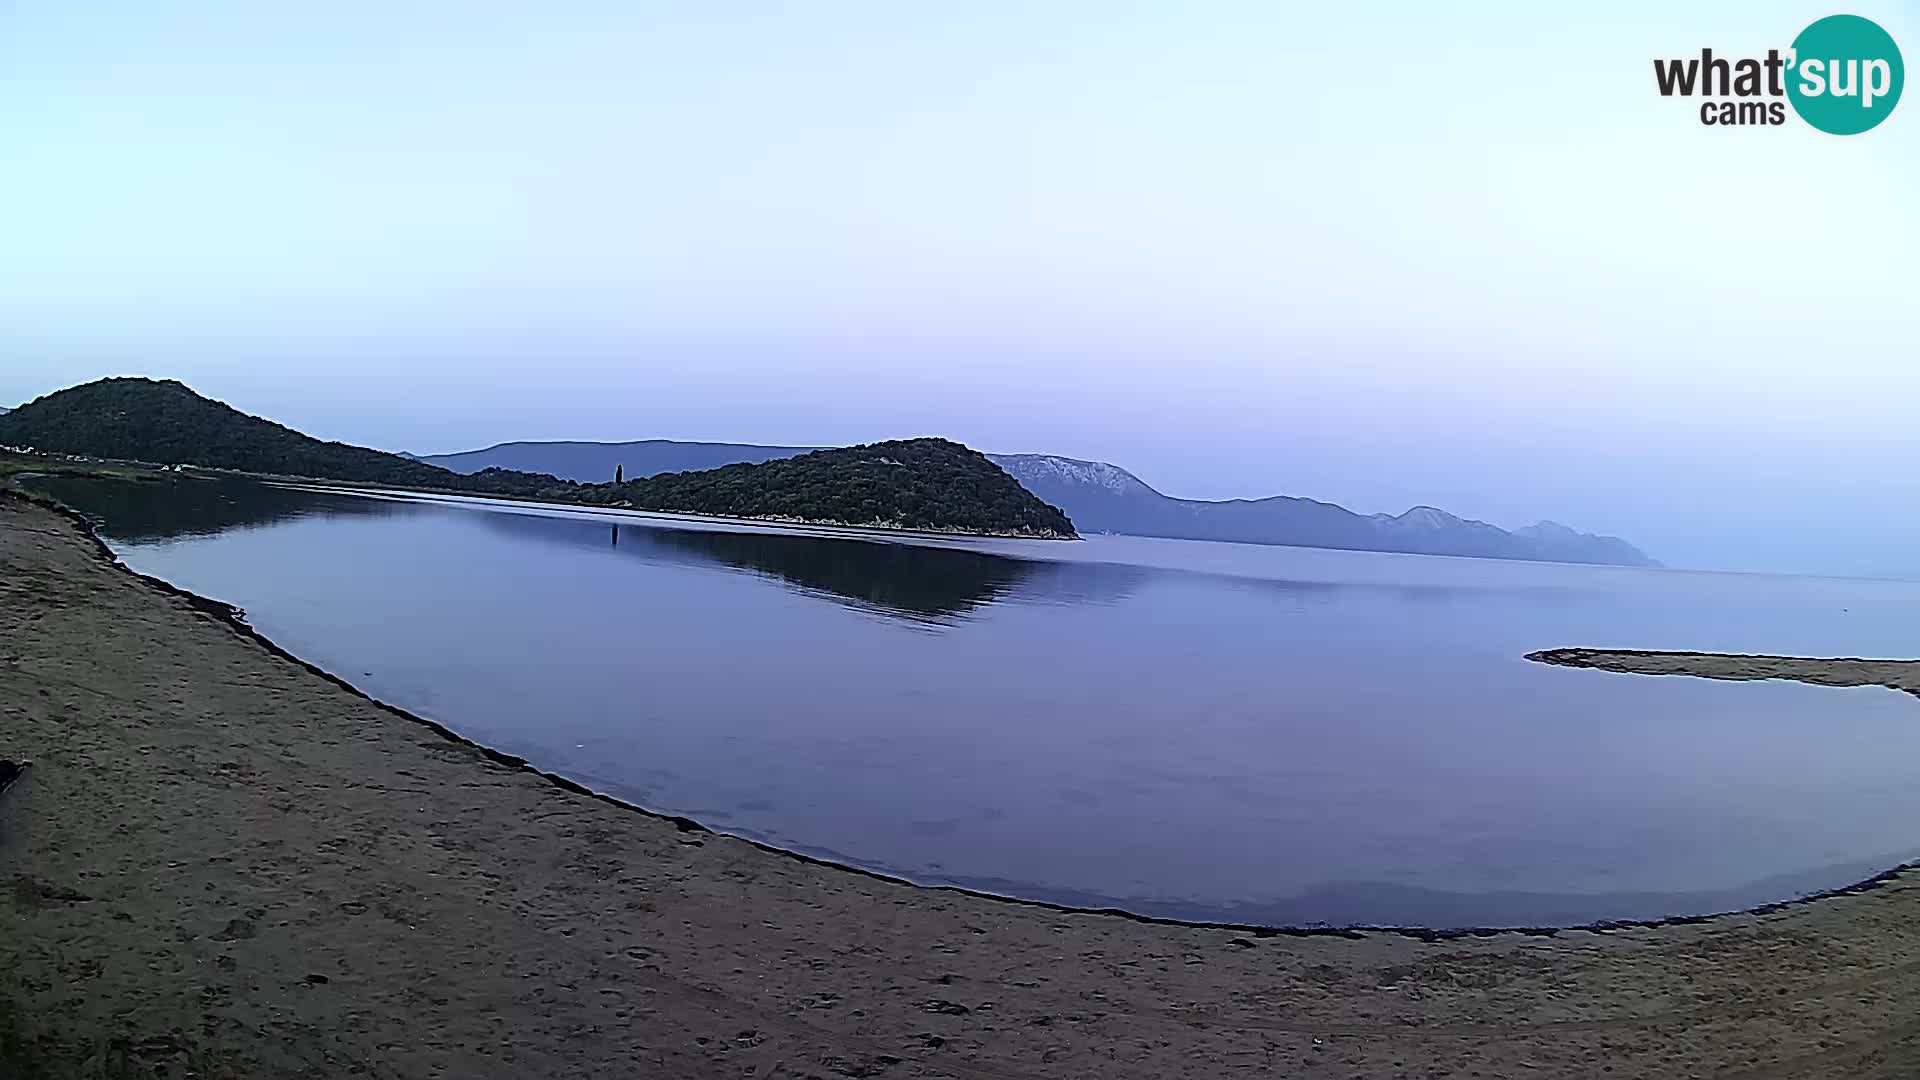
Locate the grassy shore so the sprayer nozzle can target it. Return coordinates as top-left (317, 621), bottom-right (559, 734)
top-left (0, 450), bottom-right (177, 485)
top-left (9, 492), bottom-right (1920, 1077)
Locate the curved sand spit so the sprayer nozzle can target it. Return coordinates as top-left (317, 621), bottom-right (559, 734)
top-left (7, 491), bottom-right (1920, 1078)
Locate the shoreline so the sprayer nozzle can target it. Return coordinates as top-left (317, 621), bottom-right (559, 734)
top-left (45, 486), bottom-right (1919, 940)
top-left (13, 491), bottom-right (1920, 1075)
top-left (269, 480), bottom-right (1081, 544)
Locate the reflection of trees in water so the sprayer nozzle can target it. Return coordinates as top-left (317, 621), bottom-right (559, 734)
top-left (652, 527), bottom-right (1037, 621)
top-left (24, 476), bottom-right (406, 542)
top-left (35, 476), bottom-right (1142, 624)
top-left (479, 511), bottom-right (1140, 623)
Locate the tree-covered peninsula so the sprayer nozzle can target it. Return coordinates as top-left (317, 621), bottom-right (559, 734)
top-left (0, 378), bottom-right (1076, 539)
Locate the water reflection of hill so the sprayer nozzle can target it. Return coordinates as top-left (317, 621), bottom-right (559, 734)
top-left (24, 476), bottom-right (407, 542)
top-left (31, 476), bottom-right (1140, 622)
top-left (475, 510), bottom-right (1139, 622)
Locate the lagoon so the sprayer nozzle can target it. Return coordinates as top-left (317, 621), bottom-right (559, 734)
top-left (33, 473), bottom-right (1920, 928)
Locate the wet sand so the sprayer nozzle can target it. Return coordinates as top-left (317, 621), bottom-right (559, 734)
top-left (7, 491), bottom-right (1920, 1078)
top-left (1530, 646), bottom-right (1920, 694)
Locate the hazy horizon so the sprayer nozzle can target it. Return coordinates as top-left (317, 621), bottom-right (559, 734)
top-left (4, 3), bottom-right (1916, 577)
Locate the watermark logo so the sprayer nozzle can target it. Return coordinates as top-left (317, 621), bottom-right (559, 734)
top-left (1788, 14), bottom-right (1904, 133)
top-left (1654, 13), bottom-right (1904, 133)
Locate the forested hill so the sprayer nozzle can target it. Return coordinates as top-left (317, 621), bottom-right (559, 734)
top-left (0, 378), bottom-right (568, 497)
top-left (0, 379), bottom-right (1076, 538)
top-left (575, 439), bottom-right (1077, 538)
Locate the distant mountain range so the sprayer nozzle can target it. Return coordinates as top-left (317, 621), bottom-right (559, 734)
top-left (993, 455), bottom-right (1656, 566)
top-left (422, 439), bottom-right (1657, 566)
top-left (417, 439), bottom-right (814, 478)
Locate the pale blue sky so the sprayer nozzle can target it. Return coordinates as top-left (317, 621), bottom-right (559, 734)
top-left (2, 3), bottom-right (1915, 575)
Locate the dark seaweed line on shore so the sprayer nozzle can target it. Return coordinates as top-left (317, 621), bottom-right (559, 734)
top-left (13, 485), bottom-right (1920, 944)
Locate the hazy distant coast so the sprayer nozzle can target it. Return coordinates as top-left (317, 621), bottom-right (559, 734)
top-left (7, 490), bottom-right (1920, 1078)
top-left (424, 439), bottom-right (1659, 567)
top-left (2, 377), bottom-right (1656, 565)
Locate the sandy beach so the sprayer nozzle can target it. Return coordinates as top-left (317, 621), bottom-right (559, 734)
top-left (9, 491), bottom-right (1920, 1079)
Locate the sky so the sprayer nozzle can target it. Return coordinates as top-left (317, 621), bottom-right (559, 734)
top-left (1, 2), bottom-right (1916, 577)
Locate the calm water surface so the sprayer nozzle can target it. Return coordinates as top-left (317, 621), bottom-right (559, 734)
top-left (32, 475), bottom-right (1920, 928)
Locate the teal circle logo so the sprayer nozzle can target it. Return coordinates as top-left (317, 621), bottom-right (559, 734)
top-left (1787, 14), bottom-right (1904, 134)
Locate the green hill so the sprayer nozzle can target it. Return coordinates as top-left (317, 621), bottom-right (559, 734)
top-left (0, 378), bottom-right (1076, 538)
top-left (578, 439), bottom-right (1077, 537)
top-left (0, 378), bottom-right (568, 497)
